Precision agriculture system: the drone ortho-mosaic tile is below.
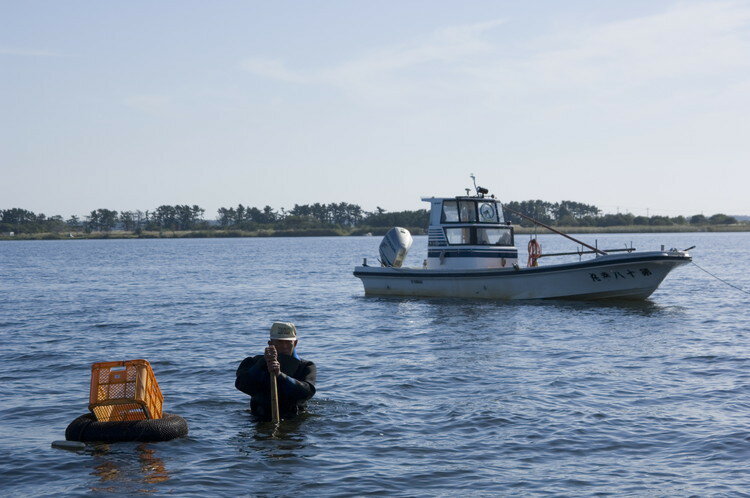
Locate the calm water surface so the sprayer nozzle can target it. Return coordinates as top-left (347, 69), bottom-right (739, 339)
top-left (1, 233), bottom-right (749, 496)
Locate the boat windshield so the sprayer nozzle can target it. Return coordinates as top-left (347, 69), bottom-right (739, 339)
top-left (445, 227), bottom-right (472, 244)
top-left (445, 227), bottom-right (513, 246)
top-left (477, 228), bottom-right (512, 246)
top-left (459, 201), bottom-right (476, 222)
top-left (441, 200), bottom-right (504, 224)
top-left (478, 202), bottom-right (498, 223)
top-left (442, 201), bottom-right (459, 222)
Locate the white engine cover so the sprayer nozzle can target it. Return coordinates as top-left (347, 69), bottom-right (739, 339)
top-left (379, 227), bottom-right (413, 268)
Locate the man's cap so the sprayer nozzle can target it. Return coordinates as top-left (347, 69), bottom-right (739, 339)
top-left (270, 321), bottom-right (297, 341)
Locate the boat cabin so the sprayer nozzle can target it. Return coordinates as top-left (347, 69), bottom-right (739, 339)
top-left (422, 196), bottom-right (518, 270)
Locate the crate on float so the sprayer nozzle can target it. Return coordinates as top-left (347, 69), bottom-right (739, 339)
top-left (88, 359), bottom-right (163, 422)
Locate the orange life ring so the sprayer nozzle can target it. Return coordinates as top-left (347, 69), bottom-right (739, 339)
top-left (527, 239), bottom-right (542, 267)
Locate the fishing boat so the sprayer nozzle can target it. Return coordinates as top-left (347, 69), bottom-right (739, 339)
top-left (353, 180), bottom-right (692, 300)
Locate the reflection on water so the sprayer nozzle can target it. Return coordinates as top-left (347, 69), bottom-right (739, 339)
top-left (526, 297), bottom-right (683, 317)
top-left (234, 410), bottom-right (310, 459)
top-left (380, 293), bottom-right (681, 316)
top-left (89, 443), bottom-right (169, 493)
top-left (138, 446), bottom-right (169, 484)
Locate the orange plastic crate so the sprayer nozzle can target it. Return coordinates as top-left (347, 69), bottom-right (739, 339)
top-left (88, 360), bottom-right (163, 422)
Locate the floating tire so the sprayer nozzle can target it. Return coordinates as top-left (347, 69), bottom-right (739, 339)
top-left (65, 413), bottom-right (188, 443)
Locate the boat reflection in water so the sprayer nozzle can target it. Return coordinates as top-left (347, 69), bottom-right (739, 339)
top-left (355, 180), bottom-right (691, 300)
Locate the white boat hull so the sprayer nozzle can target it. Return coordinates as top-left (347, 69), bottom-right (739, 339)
top-left (354, 251), bottom-right (691, 300)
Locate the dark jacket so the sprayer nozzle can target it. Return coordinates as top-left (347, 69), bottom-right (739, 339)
top-left (235, 351), bottom-right (316, 420)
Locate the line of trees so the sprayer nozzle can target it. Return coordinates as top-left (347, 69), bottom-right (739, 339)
top-left (0, 205), bottom-right (209, 234)
top-left (503, 200), bottom-right (739, 228)
top-left (215, 202), bottom-right (428, 230)
top-left (0, 208), bottom-right (67, 234)
top-left (0, 201), bottom-right (742, 235)
top-left (0, 203), bottom-right (430, 234)
top-left (504, 200), bottom-right (601, 226)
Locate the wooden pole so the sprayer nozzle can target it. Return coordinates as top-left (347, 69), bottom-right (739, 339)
top-left (267, 342), bottom-right (280, 424)
top-left (502, 204), bottom-right (608, 255)
top-left (270, 373), bottom-right (280, 424)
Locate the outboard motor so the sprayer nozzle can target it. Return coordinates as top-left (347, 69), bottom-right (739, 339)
top-left (379, 227), bottom-right (412, 268)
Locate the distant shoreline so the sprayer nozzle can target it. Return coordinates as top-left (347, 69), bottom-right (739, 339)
top-left (1, 224), bottom-right (748, 241)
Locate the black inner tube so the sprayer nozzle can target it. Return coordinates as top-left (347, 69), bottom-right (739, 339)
top-left (65, 413), bottom-right (189, 443)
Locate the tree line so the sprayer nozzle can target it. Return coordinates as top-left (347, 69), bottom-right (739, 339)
top-left (502, 200), bottom-right (739, 227)
top-left (0, 201), bottom-right (741, 235)
top-left (0, 206), bottom-right (209, 234)
top-left (0, 203), bottom-right (429, 234)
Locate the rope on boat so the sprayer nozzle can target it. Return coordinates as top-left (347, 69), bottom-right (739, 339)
top-left (691, 261), bottom-right (750, 296)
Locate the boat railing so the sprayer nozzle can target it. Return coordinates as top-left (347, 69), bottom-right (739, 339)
top-left (537, 247), bottom-right (636, 259)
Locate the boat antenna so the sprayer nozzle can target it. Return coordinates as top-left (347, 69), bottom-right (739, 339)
top-left (469, 173), bottom-right (488, 198)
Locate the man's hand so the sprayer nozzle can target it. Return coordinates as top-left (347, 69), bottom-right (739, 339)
top-left (265, 343), bottom-right (280, 376)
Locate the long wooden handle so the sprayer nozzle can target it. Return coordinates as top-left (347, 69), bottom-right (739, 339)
top-left (269, 374), bottom-right (280, 423)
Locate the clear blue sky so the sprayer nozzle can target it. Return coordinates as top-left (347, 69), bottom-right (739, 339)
top-left (2, 1), bottom-right (748, 218)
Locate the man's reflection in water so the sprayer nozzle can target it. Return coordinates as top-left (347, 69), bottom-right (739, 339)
top-left (234, 412), bottom-right (312, 459)
top-left (89, 443), bottom-right (169, 493)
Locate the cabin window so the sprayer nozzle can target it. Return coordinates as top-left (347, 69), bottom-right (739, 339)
top-left (445, 227), bottom-right (471, 245)
top-left (442, 201), bottom-right (459, 223)
top-left (478, 202), bottom-right (498, 223)
top-left (459, 201), bottom-right (477, 222)
top-left (476, 228), bottom-right (513, 246)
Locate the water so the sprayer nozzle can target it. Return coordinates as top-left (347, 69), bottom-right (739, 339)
top-left (1, 233), bottom-right (749, 496)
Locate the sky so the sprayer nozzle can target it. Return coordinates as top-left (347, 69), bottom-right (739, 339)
top-left (2, 1), bottom-right (749, 219)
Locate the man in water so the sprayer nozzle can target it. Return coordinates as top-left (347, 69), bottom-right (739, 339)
top-left (235, 321), bottom-right (316, 420)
